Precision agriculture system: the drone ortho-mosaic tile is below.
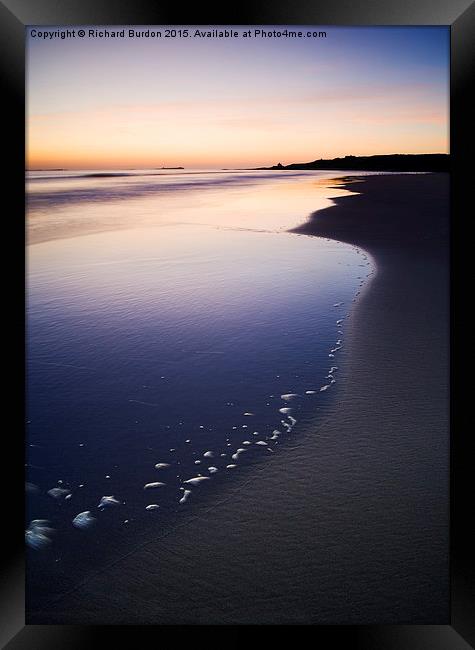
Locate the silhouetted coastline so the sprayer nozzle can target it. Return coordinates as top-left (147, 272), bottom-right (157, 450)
top-left (255, 153), bottom-right (449, 172)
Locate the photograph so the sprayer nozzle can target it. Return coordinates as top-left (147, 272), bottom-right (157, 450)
top-left (24, 24), bottom-right (452, 626)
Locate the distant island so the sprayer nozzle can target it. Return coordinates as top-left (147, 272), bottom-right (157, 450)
top-left (156, 167), bottom-right (184, 170)
top-left (255, 153), bottom-right (449, 172)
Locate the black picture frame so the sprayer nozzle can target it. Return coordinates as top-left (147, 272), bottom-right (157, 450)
top-left (1, 0), bottom-right (473, 647)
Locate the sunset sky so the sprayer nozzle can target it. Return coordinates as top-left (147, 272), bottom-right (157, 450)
top-left (26, 26), bottom-right (449, 170)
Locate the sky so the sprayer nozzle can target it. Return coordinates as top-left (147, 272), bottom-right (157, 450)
top-left (26, 26), bottom-right (449, 169)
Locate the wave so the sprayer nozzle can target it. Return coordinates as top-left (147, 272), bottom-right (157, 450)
top-left (26, 170), bottom-right (311, 212)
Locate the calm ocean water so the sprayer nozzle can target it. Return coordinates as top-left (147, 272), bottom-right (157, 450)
top-left (26, 169), bottom-right (373, 611)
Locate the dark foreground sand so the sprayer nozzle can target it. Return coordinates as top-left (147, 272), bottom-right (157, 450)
top-left (31, 173), bottom-right (449, 625)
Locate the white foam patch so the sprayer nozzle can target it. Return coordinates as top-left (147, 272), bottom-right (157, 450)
top-left (144, 482), bottom-right (166, 489)
top-left (208, 466), bottom-right (218, 474)
top-left (232, 448), bottom-right (247, 461)
top-left (25, 520), bottom-right (54, 550)
top-left (183, 476), bottom-right (210, 486)
top-left (145, 504), bottom-right (160, 511)
top-left (226, 464), bottom-right (237, 469)
top-left (154, 463), bottom-right (170, 470)
top-left (279, 407), bottom-right (292, 415)
top-left (288, 415), bottom-right (297, 426)
top-left (255, 441), bottom-right (268, 446)
top-left (320, 385), bottom-right (330, 392)
top-left (179, 489), bottom-right (192, 504)
top-left (47, 487), bottom-right (71, 500)
top-left (72, 511), bottom-right (95, 529)
top-left (26, 482), bottom-right (39, 493)
top-left (203, 451), bottom-right (214, 458)
top-left (243, 412), bottom-right (254, 416)
top-left (242, 441), bottom-right (251, 445)
top-left (97, 496), bottom-right (120, 508)
top-left (281, 394), bottom-right (298, 401)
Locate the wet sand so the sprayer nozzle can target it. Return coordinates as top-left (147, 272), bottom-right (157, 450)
top-left (29, 173), bottom-right (449, 624)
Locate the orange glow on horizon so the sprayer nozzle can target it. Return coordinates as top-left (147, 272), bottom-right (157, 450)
top-left (26, 27), bottom-right (449, 170)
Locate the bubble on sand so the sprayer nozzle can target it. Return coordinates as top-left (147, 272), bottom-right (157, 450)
top-left (203, 451), bottom-right (214, 458)
top-left (279, 407), bottom-right (292, 415)
top-left (72, 511), bottom-right (95, 529)
top-left (144, 482), bottom-right (166, 489)
top-left (184, 476), bottom-right (210, 486)
top-left (97, 496), bottom-right (120, 508)
top-left (242, 441), bottom-right (251, 445)
top-left (145, 504), bottom-right (160, 511)
top-left (179, 490), bottom-right (191, 504)
top-left (26, 482), bottom-right (39, 493)
top-left (226, 464), bottom-right (237, 469)
top-left (255, 441), bottom-right (268, 446)
top-left (281, 393), bottom-right (298, 401)
top-left (320, 385), bottom-right (330, 392)
top-left (194, 460), bottom-right (201, 465)
top-left (208, 466), bottom-right (218, 474)
top-left (305, 390), bottom-right (317, 395)
top-left (47, 487), bottom-right (71, 500)
top-left (154, 463), bottom-right (170, 470)
top-left (26, 520), bottom-right (54, 549)
top-left (252, 431), bottom-right (259, 436)
top-left (232, 448), bottom-right (247, 461)
top-left (243, 412), bottom-right (254, 416)
top-left (288, 415), bottom-right (297, 426)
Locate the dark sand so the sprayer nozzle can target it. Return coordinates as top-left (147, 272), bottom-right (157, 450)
top-left (30, 173), bottom-right (449, 624)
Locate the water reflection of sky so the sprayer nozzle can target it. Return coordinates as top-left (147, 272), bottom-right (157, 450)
top-left (26, 170), bottom-right (354, 243)
top-left (26, 170), bottom-right (373, 611)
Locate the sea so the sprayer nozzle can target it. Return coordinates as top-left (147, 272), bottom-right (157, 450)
top-left (26, 168), bottom-right (374, 615)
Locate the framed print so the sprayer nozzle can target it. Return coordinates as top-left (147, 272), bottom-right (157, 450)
top-left (1, 0), bottom-right (474, 647)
